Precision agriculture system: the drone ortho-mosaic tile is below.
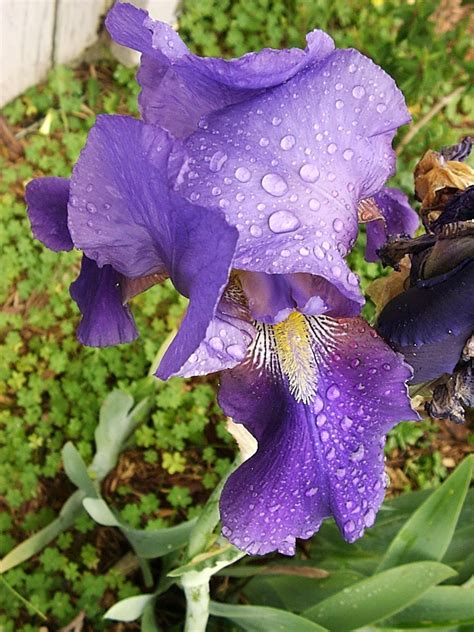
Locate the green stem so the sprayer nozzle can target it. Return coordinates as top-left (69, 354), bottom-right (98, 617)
top-left (181, 572), bottom-right (211, 632)
top-left (0, 575), bottom-right (48, 621)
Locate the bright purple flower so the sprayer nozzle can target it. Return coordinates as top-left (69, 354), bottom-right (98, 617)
top-left (26, 9), bottom-right (418, 556)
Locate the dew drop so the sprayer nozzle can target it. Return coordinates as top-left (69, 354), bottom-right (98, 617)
top-left (209, 150), bottom-right (228, 172)
top-left (259, 137), bottom-right (270, 147)
top-left (316, 413), bottom-right (327, 427)
top-left (350, 444), bottom-right (365, 462)
top-left (336, 468), bottom-right (346, 480)
top-left (335, 82), bottom-right (343, 91)
top-left (314, 245), bottom-right (325, 260)
top-left (222, 526), bottom-right (232, 537)
top-left (309, 198), bottom-right (321, 211)
top-left (352, 85), bottom-right (366, 99)
top-left (332, 265), bottom-right (342, 277)
top-left (226, 344), bottom-right (246, 360)
top-left (86, 203), bottom-right (96, 214)
top-left (70, 195), bottom-right (78, 207)
top-left (333, 218), bottom-right (344, 232)
top-left (348, 272), bottom-right (359, 286)
top-left (335, 99), bottom-right (344, 109)
top-left (320, 430), bottom-right (330, 442)
top-left (326, 384), bottom-right (341, 400)
top-left (349, 63), bottom-right (357, 73)
top-left (211, 186), bottom-right (221, 196)
top-left (344, 519), bottom-right (356, 534)
top-left (268, 210), bottom-right (300, 233)
top-left (376, 103), bottom-right (387, 113)
top-left (280, 134), bottom-right (296, 150)
top-left (299, 246), bottom-right (310, 256)
top-left (235, 166), bottom-right (251, 182)
top-left (327, 143), bottom-right (338, 154)
top-left (343, 149), bottom-right (354, 161)
top-left (271, 116), bottom-right (282, 126)
top-left (250, 224), bottom-right (263, 237)
top-left (86, 183), bottom-right (93, 193)
top-left (341, 415), bottom-right (354, 430)
top-left (312, 395), bottom-right (324, 414)
top-left (209, 337), bottom-right (224, 351)
top-left (299, 163), bottom-right (320, 183)
top-left (261, 173), bottom-right (288, 197)
top-left (305, 487), bottom-right (318, 497)
top-left (189, 191), bottom-right (200, 201)
top-left (364, 508), bottom-right (376, 527)
top-left (236, 192), bottom-right (245, 202)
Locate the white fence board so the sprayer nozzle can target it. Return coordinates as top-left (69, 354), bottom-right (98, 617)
top-left (0, 0), bottom-right (179, 108)
top-left (0, 0), bottom-right (56, 107)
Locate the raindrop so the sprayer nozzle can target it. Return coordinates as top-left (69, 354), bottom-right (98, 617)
top-left (312, 395), bottom-right (324, 414)
top-left (376, 103), bottom-right (387, 113)
top-left (281, 249), bottom-right (291, 257)
top-left (86, 183), bottom-right (93, 193)
top-left (332, 265), bottom-right (342, 277)
top-left (261, 173), bottom-right (288, 196)
top-left (209, 150), bottom-right (228, 172)
top-left (280, 135), bottom-right (296, 150)
top-left (335, 82), bottom-right (343, 91)
top-left (352, 85), bottom-right (366, 99)
top-left (320, 430), bottom-right (330, 442)
top-left (336, 468), bottom-right (346, 480)
top-left (364, 508), bottom-right (376, 527)
top-left (333, 218), bottom-right (344, 232)
top-left (227, 344), bottom-right (246, 360)
top-left (383, 363), bottom-right (391, 371)
top-left (299, 163), bottom-right (320, 183)
top-left (341, 415), bottom-right (353, 430)
top-left (343, 149), bottom-right (354, 161)
top-left (344, 520), bottom-right (356, 534)
top-left (335, 99), bottom-right (344, 109)
top-left (327, 143), bottom-right (338, 154)
top-left (326, 384), bottom-right (340, 400)
top-left (348, 272), bottom-right (359, 286)
top-left (305, 487), bottom-right (318, 497)
top-left (350, 358), bottom-right (361, 368)
top-left (349, 63), bottom-right (357, 73)
top-left (250, 224), bottom-right (263, 237)
top-left (222, 526), bottom-right (232, 537)
top-left (189, 192), bottom-right (200, 201)
top-left (211, 186), bottom-right (221, 196)
top-left (272, 116), bottom-right (282, 126)
top-left (314, 245), bottom-right (325, 260)
top-left (269, 503), bottom-right (281, 512)
top-left (259, 137), bottom-right (270, 147)
top-left (236, 192), bottom-right (245, 202)
top-left (299, 246), bottom-right (310, 256)
top-left (86, 203), bottom-right (96, 214)
top-left (350, 444), bottom-right (365, 462)
top-left (209, 337), bottom-right (224, 351)
top-left (309, 198), bottom-right (321, 211)
top-left (316, 413), bottom-right (327, 427)
top-left (235, 166), bottom-right (251, 182)
top-left (70, 195), bottom-right (78, 207)
top-left (268, 210), bottom-right (300, 233)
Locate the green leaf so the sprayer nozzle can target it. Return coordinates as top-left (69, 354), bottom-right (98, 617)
top-left (378, 456), bottom-right (472, 571)
top-left (387, 586), bottom-right (474, 628)
top-left (92, 390), bottom-right (145, 480)
top-left (209, 601), bottom-right (329, 632)
top-left (0, 490), bottom-right (84, 573)
top-left (303, 562), bottom-right (456, 631)
top-left (104, 593), bottom-right (155, 621)
top-left (141, 602), bottom-right (161, 632)
top-left (83, 497), bottom-right (196, 558)
top-left (62, 442), bottom-right (97, 497)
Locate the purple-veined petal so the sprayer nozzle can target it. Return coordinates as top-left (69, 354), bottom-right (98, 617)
top-left (377, 259), bottom-right (474, 383)
top-left (70, 255), bottom-right (138, 346)
top-left (68, 114), bottom-right (238, 378)
top-left (362, 187), bottom-right (419, 263)
top-left (219, 315), bottom-right (416, 555)
top-left (26, 177), bottom-right (73, 251)
top-left (176, 48), bottom-right (409, 315)
top-left (105, 2), bottom-right (335, 137)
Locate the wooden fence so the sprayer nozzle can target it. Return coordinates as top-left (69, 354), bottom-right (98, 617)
top-left (0, 0), bottom-right (179, 108)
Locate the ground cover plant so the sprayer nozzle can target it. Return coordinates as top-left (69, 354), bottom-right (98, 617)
top-left (0, 0), bottom-right (473, 629)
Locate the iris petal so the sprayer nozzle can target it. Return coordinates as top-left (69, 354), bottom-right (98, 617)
top-left (219, 315), bottom-right (416, 555)
top-left (26, 177), bottom-right (73, 252)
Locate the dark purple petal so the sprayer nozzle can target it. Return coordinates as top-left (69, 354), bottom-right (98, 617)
top-left (26, 177), bottom-right (73, 251)
top-left (176, 49), bottom-right (409, 315)
top-left (377, 259), bottom-right (474, 383)
top-left (70, 255), bottom-right (138, 346)
top-left (364, 187), bottom-right (419, 263)
top-left (105, 2), bottom-right (334, 137)
top-left (69, 114), bottom-right (238, 378)
top-left (219, 315), bottom-right (416, 555)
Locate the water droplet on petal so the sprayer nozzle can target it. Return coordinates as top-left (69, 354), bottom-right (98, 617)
top-left (305, 487), bottom-right (318, 497)
top-left (349, 63), bottom-right (357, 73)
top-left (86, 203), bottom-right (96, 214)
top-left (211, 186), bottom-right (221, 196)
top-left (235, 166), bottom-right (251, 182)
top-left (250, 224), bottom-right (262, 237)
top-left (350, 444), bottom-right (365, 462)
top-left (352, 85), bottom-right (365, 99)
top-left (299, 163), bottom-right (320, 183)
top-left (335, 99), bottom-right (344, 109)
top-left (343, 149), bottom-right (354, 161)
top-left (341, 415), bottom-right (354, 430)
top-left (209, 336), bottom-right (224, 351)
top-left (309, 198), bottom-right (320, 211)
top-left (316, 413), bottom-right (327, 427)
top-left (333, 218), bottom-right (344, 232)
top-left (314, 245), bottom-right (325, 260)
top-left (261, 173), bottom-right (288, 196)
top-left (335, 82), bottom-right (343, 91)
top-left (86, 183), bottom-right (93, 193)
top-left (336, 467), bottom-right (346, 480)
top-left (364, 508), bottom-right (376, 527)
top-left (327, 384), bottom-right (341, 400)
top-left (376, 103), bottom-right (387, 113)
top-left (312, 395), bottom-right (324, 414)
top-left (348, 272), bottom-right (359, 286)
top-left (189, 191), bottom-right (200, 201)
top-left (327, 143), bottom-right (338, 154)
top-left (222, 526), bottom-right (232, 537)
top-left (344, 519), bottom-right (356, 534)
top-left (272, 116), bottom-right (282, 126)
top-left (280, 134), bottom-right (296, 150)
top-left (227, 344), bottom-right (246, 360)
top-left (268, 210), bottom-right (300, 233)
top-left (259, 137), bottom-right (270, 147)
top-left (299, 246), bottom-right (310, 256)
top-left (209, 150), bottom-right (228, 172)
top-left (320, 430), bottom-right (330, 442)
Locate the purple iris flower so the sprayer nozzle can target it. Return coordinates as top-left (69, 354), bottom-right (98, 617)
top-left (26, 4), bottom-right (419, 556)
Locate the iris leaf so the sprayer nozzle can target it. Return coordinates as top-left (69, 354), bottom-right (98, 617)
top-left (302, 561), bottom-right (456, 631)
top-left (378, 456), bottom-right (472, 571)
top-left (209, 601), bottom-right (329, 631)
